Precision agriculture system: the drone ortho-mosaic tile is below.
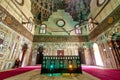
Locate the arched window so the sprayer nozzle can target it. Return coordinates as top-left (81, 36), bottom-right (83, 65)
top-left (88, 17), bottom-right (98, 31)
top-left (75, 24), bottom-right (82, 34)
top-left (88, 17), bottom-right (94, 31)
top-left (40, 24), bottom-right (47, 34)
top-left (93, 43), bottom-right (103, 66)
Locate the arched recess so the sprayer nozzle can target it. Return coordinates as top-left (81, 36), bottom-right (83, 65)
top-left (93, 43), bottom-right (103, 66)
top-left (36, 46), bottom-right (43, 64)
top-left (78, 47), bottom-right (86, 64)
top-left (111, 32), bottom-right (120, 65)
top-left (21, 43), bottom-right (28, 66)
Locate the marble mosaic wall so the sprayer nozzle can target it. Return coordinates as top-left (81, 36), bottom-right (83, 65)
top-left (33, 42), bottom-right (84, 55)
top-left (0, 0), bottom-right (35, 34)
top-left (0, 22), bottom-right (32, 70)
top-left (89, 22), bottom-right (120, 68)
top-left (30, 42), bottom-right (94, 65)
top-left (30, 42), bottom-right (85, 65)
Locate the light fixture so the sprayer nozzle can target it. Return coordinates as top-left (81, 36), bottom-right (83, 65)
top-left (69, 64), bottom-right (73, 69)
top-left (50, 64), bottom-right (54, 69)
top-left (22, 17), bottom-right (34, 31)
top-left (88, 17), bottom-right (99, 25)
top-left (22, 17), bottom-right (33, 24)
top-left (109, 47), bottom-right (111, 50)
top-left (60, 64), bottom-right (63, 68)
top-left (103, 49), bottom-right (106, 51)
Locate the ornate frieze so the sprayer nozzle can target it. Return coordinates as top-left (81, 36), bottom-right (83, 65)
top-left (0, 5), bottom-right (33, 41)
top-left (33, 35), bottom-right (88, 42)
top-left (90, 5), bottom-right (120, 40)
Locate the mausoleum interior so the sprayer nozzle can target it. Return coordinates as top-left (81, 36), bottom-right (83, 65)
top-left (0, 0), bottom-right (120, 80)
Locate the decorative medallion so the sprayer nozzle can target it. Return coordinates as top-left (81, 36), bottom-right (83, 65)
top-left (5, 16), bottom-right (12, 24)
top-left (56, 19), bottom-right (65, 27)
top-left (15, 0), bottom-right (24, 6)
top-left (107, 17), bottom-right (114, 24)
top-left (97, 0), bottom-right (106, 6)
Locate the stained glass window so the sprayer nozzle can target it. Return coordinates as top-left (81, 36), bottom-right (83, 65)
top-left (40, 24), bottom-right (47, 34)
top-left (75, 24), bottom-right (82, 34)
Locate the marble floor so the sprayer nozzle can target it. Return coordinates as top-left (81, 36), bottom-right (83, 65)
top-left (4, 69), bottom-right (99, 80)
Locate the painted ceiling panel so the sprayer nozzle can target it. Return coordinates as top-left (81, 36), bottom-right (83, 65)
top-left (31, 0), bottom-right (91, 35)
top-left (31, 0), bottom-right (91, 23)
top-left (64, 0), bottom-right (91, 21)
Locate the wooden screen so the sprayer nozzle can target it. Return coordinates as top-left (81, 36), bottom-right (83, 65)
top-left (41, 56), bottom-right (82, 74)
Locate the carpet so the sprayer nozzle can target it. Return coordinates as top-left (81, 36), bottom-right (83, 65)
top-left (0, 66), bottom-right (41, 80)
top-left (1, 65), bottom-right (119, 80)
top-left (82, 65), bottom-right (120, 80)
top-left (4, 69), bottom-right (99, 80)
